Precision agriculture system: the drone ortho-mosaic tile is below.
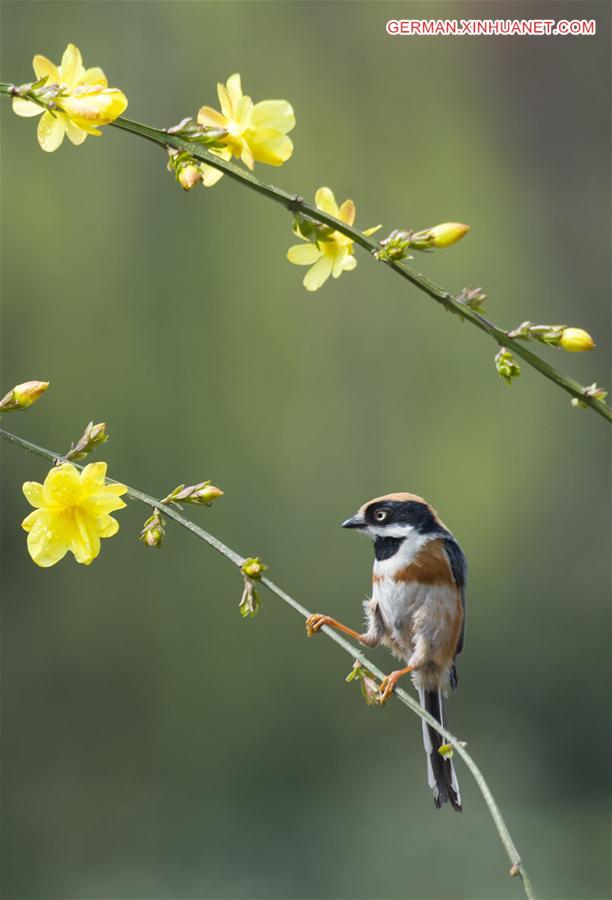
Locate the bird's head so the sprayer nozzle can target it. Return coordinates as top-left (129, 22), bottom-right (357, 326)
top-left (342, 492), bottom-right (445, 543)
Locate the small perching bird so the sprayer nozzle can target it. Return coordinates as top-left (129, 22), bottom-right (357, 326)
top-left (306, 493), bottom-right (466, 811)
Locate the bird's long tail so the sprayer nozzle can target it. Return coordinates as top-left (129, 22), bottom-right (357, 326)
top-left (418, 686), bottom-right (462, 812)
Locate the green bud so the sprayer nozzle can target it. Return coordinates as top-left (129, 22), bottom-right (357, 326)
top-left (162, 481), bottom-right (223, 506)
top-left (239, 577), bottom-right (262, 618)
top-left (167, 117), bottom-right (228, 146)
top-left (456, 286), bottom-right (488, 314)
top-left (571, 382), bottom-right (608, 410)
top-left (376, 228), bottom-right (414, 261)
top-left (241, 557), bottom-right (267, 579)
top-left (140, 509), bottom-right (165, 548)
top-left (495, 348), bottom-right (521, 386)
top-left (346, 661), bottom-right (381, 706)
top-left (64, 421), bottom-right (108, 462)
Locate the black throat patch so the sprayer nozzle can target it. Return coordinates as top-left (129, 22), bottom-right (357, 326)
top-left (373, 536), bottom-right (403, 561)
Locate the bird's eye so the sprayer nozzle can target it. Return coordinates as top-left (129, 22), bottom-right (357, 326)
top-left (374, 509), bottom-right (387, 522)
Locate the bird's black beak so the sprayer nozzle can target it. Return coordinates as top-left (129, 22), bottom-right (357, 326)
top-left (341, 513), bottom-right (365, 529)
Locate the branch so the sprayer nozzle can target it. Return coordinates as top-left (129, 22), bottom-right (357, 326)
top-left (0, 81), bottom-right (607, 423)
top-left (1, 425), bottom-right (535, 900)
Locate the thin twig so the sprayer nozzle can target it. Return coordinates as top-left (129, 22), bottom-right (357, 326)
top-left (1, 425), bottom-right (536, 899)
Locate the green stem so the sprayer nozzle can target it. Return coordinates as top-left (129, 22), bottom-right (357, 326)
top-left (1, 425), bottom-right (535, 900)
top-left (109, 115), bottom-right (612, 426)
top-left (0, 83), bottom-right (608, 424)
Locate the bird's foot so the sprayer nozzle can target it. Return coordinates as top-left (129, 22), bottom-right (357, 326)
top-left (305, 614), bottom-right (364, 643)
top-left (378, 666), bottom-right (415, 705)
top-left (305, 613), bottom-right (334, 637)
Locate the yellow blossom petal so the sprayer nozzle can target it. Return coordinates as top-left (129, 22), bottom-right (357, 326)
top-left (33, 54), bottom-right (59, 84)
top-left (201, 165), bottom-right (225, 187)
top-left (23, 481), bottom-right (45, 508)
top-left (363, 225), bottom-right (382, 237)
top-left (37, 111), bottom-right (65, 152)
top-left (200, 146), bottom-right (231, 186)
top-left (217, 81), bottom-right (234, 120)
top-left (12, 97), bottom-right (43, 117)
top-left (80, 461), bottom-right (108, 489)
top-left (240, 140), bottom-right (255, 170)
top-left (251, 100), bottom-right (295, 134)
top-left (315, 187), bottom-right (340, 218)
top-left (42, 463), bottom-right (83, 507)
top-left (226, 73), bottom-right (243, 110)
top-left (287, 244), bottom-right (322, 265)
top-left (22, 508), bottom-right (43, 532)
top-left (81, 492), bottom-right (127, 517)
top-left (333, 252), bottom-right (357, 278)
top-left (304, 255), bottom-right (333, 291)
top-left (197, 106), bottom-right (227, 128)
top-left (98, 514), bottom-right (120, 538)
top-left (64, 118), bottom-right (88, 145)
top-left (61, 87), bottom-right (127, 128)
top-left (70, 508), bottom-right (100, 565)
top-left (26, 509), bottom-right (72, 567)
top-left (59, 43), bottom-right (84, 88)
top-left (248, 131), bottom-right (293, 166)
top-left (81, 66), bottom-right (107, 86)
top-left (339, 200), bottom-right (356, 226)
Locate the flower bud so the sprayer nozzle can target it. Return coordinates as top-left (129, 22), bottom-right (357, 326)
top-left (140, 509), bottom-right (165, 548)
top-left (411, 222), bottom-right (470, 250)
top-left (239, 578), bottom-right (262, 618)
top-left (241, 557), bottom-right (267, 579)
top-left (456, 286), bottom-right (487, 313)
top-left (178, 164), bottom-right (202, 191)
top-left (495, 348), bottom-right (521, 386)
top-left (346, 661), bottom-right (381, 706)
top-left (429, 222), bottom-right (470, 248)
top-left (0, 380), bottom-right (49, 411)
top-left (162, 480), bottom-right (223, 506)
top-left (571, 382), bottom-right (608, 409)
top-left (64, 421), bottom-right (108, 462)
top-left (558, 327), bottom-right (596, 352)
top-left (376, 228), bottom-right (414, 261)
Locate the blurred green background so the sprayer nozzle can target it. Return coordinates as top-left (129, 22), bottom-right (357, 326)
top-left (1, 2), bottom-right (610, 898)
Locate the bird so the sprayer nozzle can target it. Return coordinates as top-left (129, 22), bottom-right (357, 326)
top-left (306, 492), bottom-right (466, 811)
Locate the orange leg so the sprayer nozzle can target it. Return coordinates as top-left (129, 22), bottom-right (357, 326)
top-left (378, 665), bottom-right (416, 705)
top-left (305, 613), bottom-right (364, 643)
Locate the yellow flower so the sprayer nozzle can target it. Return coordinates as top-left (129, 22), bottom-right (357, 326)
top-left (12, 43), bottom-right (127, 152)
top-left (22, 462), bottom-right (127, 567)
top-left (558, 327), bottom-right (596, 352)
top-left (197, 73), bottom-right (295, 186)
top-left (287, 187), bottom-right (380, 291)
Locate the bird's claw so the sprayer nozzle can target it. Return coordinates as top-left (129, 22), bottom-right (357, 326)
top-left (305, 613), bottom-right (330, 637)
top-left (378, 671), bottom-right (402, 705)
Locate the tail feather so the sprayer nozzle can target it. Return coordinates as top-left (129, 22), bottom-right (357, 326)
top-left (419, 687), bottom-right (462, 812)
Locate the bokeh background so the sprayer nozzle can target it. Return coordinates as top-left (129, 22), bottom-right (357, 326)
top-left (1, 2), bottom-right (610, 898)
